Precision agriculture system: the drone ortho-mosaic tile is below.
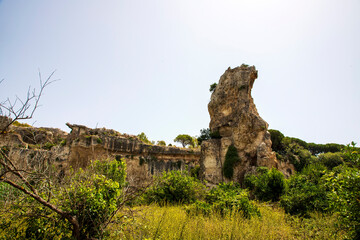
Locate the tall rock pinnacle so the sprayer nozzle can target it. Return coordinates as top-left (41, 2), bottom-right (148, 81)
top-left (200, 65), bottom-right (293, 185)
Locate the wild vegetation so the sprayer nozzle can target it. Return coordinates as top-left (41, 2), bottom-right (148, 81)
top-left (1, 125), bottom-right (359, 239)
top-left (1, 78), bottom-right (359, 239)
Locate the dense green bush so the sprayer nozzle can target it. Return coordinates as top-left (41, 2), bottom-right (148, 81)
top-left (317, 152), bottom-right (344, 169)
top-left (269, 130), bottom-right (346, 172)
top-left (223, 145), bottom-right (241, 179)
top-left (269, 129), bottom-right (285, 152)
top-left (323, 165), bottom-right (360, 239)
top-left (281, 140), bottom-right (316, 172)
top-left (244, 167), bottom-right (286, 202)
top-left (0, 159), bottom-right (127, 240)
top-left (280, 164), bottom-right (329, 216)
top-left (61, 173), bottom-right (121, 239)
top-left (342, 141), bottom-right (360, 168)
top-left (187, 182), bottom-right (260, 219)
top-left (142, 170), bottom-right (206, 205)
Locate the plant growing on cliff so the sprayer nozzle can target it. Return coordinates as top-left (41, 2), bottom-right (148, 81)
top-left (197, 128), bottom-right (222, 145)
top-left (157, 140), bottom-right (166, 146)
top-left (223, 144), bottom-right (241, 179)
top-left (209, 83), bottom-right (217, 93)
top-left (137, 132), bottom-right (153, 145)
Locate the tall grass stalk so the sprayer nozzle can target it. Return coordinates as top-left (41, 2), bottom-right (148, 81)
top-left (109, 203), bottom-right (345, 239)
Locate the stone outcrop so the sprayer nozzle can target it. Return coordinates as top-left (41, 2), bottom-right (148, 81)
top-left (0, 119), bottom-right (200, 186)
top-left (65, 123), bottom-right (200, 185)
top-left (1, 65), bottom-right (294, 188)
top-left (200, 65), bottom-right (294, 186)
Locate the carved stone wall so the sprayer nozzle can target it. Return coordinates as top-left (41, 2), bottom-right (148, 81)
top-left (1, 123), bottom-right (200, 186)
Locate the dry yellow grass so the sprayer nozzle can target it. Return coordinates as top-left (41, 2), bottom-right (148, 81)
top-left (108, 203), bottom-right (346, 240)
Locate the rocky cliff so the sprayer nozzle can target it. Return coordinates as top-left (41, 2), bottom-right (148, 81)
top-left (0, 118), bottom-right (200, 186)
top-left (200, 65), bottom-right (294, 186)
top-left (1, 65), bottom-right (294, 188)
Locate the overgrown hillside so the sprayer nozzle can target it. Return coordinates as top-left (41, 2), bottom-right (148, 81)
top-left (1, 131), bottom-right (359, 239)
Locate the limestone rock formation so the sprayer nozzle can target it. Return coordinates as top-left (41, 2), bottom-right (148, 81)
top-left (0, 121), bottom-right (200, 187)
top-left (200, 65), bottom-right (293, 186)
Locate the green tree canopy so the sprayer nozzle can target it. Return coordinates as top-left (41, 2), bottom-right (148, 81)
top-left (174, 134), bottom-right (195, 148)
top-left (157, 140), bottom-right (166, 146)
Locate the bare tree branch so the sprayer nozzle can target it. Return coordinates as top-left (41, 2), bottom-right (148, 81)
top-left (0, 70), bottom-right (58, 133)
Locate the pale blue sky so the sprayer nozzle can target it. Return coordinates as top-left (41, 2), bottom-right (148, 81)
top-left (0, 0), bottom-right (359, 145)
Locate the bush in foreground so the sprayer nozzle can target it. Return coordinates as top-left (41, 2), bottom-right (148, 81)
top-left (142, 170), bottom-right (206, 205)
top-left (187, 182), bottom-right (260, 219)
top-left (244, 167), bottom-right (286, 202)
top-left (0, 159), bottom-right (127, 240)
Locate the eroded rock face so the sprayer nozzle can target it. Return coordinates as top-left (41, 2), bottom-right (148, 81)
top-left (0, 122), bottom-right (200, 187)
top-left (200, 65), bottom-right (293, 186)
top-left (0, 116), bottom-right (12, 132)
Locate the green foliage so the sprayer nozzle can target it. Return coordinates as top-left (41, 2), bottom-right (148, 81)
top-left (317, 152), bottom-right (344, 169)
top-left (342, 141), bottom-right (360, 168)
top-left (96, 137), bottom-right (103, 144)
top-left (60, 173), bottom-right (121, 239)
top-left (59, 139), bottom-right (67, 146)
top-left (58, 159), bottom-right (126, 239)
top-left (0, 182), bottom-right (22, 206)
top-left (245, 168), bottom-right (286, 202)
top-left (0, 205), bottom-right (71, 240)
top-left (209, 83), bottom-right (217, 92)
top-left (323, 165), bottom-right (360, 238)
top-left (269, 129), bottom-right (346, 172)
top-left (174, 134), bottom-right (195, 148)
top-left (12, 121), bottom-right (32, 127)
top-left (308, 142), bottom-right (344, 155)
top-left (197, 128), bottom-right (210, 145)
top-left (157, 140), bottom-right (166, 146)
top-left (190, 165), bottom-right (201, 179)
top-left (0, 159), bottom-right (127, 240)
top-left (279, 137), bottom-right (316, 172)
top-left (197, 128), bottom-right (221, 145)
top-left (137, 132), bottom-right (153, 145)
top-left (115, 204), bottom-right (344, 240)
top-left (278, 142), bottom-right (360, 238)
top-left (42, 142), bottom-right (56, 150)
top-left (187, 182), bottom-right (260, 219)
top-left (210, 130), bottom-right (221, 139)
top-left (269, 129), bottom-right (285, 152)
top-left (92, 158), bottom-right (127, 185)
top-left (223, 145), bottom-right (240, 179)
top-left (142, 170), bottom-right (206, 205)
top-left (280, 164), bottom-right (329, 216)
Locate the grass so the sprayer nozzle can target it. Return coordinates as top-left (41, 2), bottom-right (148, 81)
top-left (108, 203), bottom-right (346, 240)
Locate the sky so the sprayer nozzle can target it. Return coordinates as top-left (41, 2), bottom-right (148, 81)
top-left (0, 0), bottom-right (359, 146)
